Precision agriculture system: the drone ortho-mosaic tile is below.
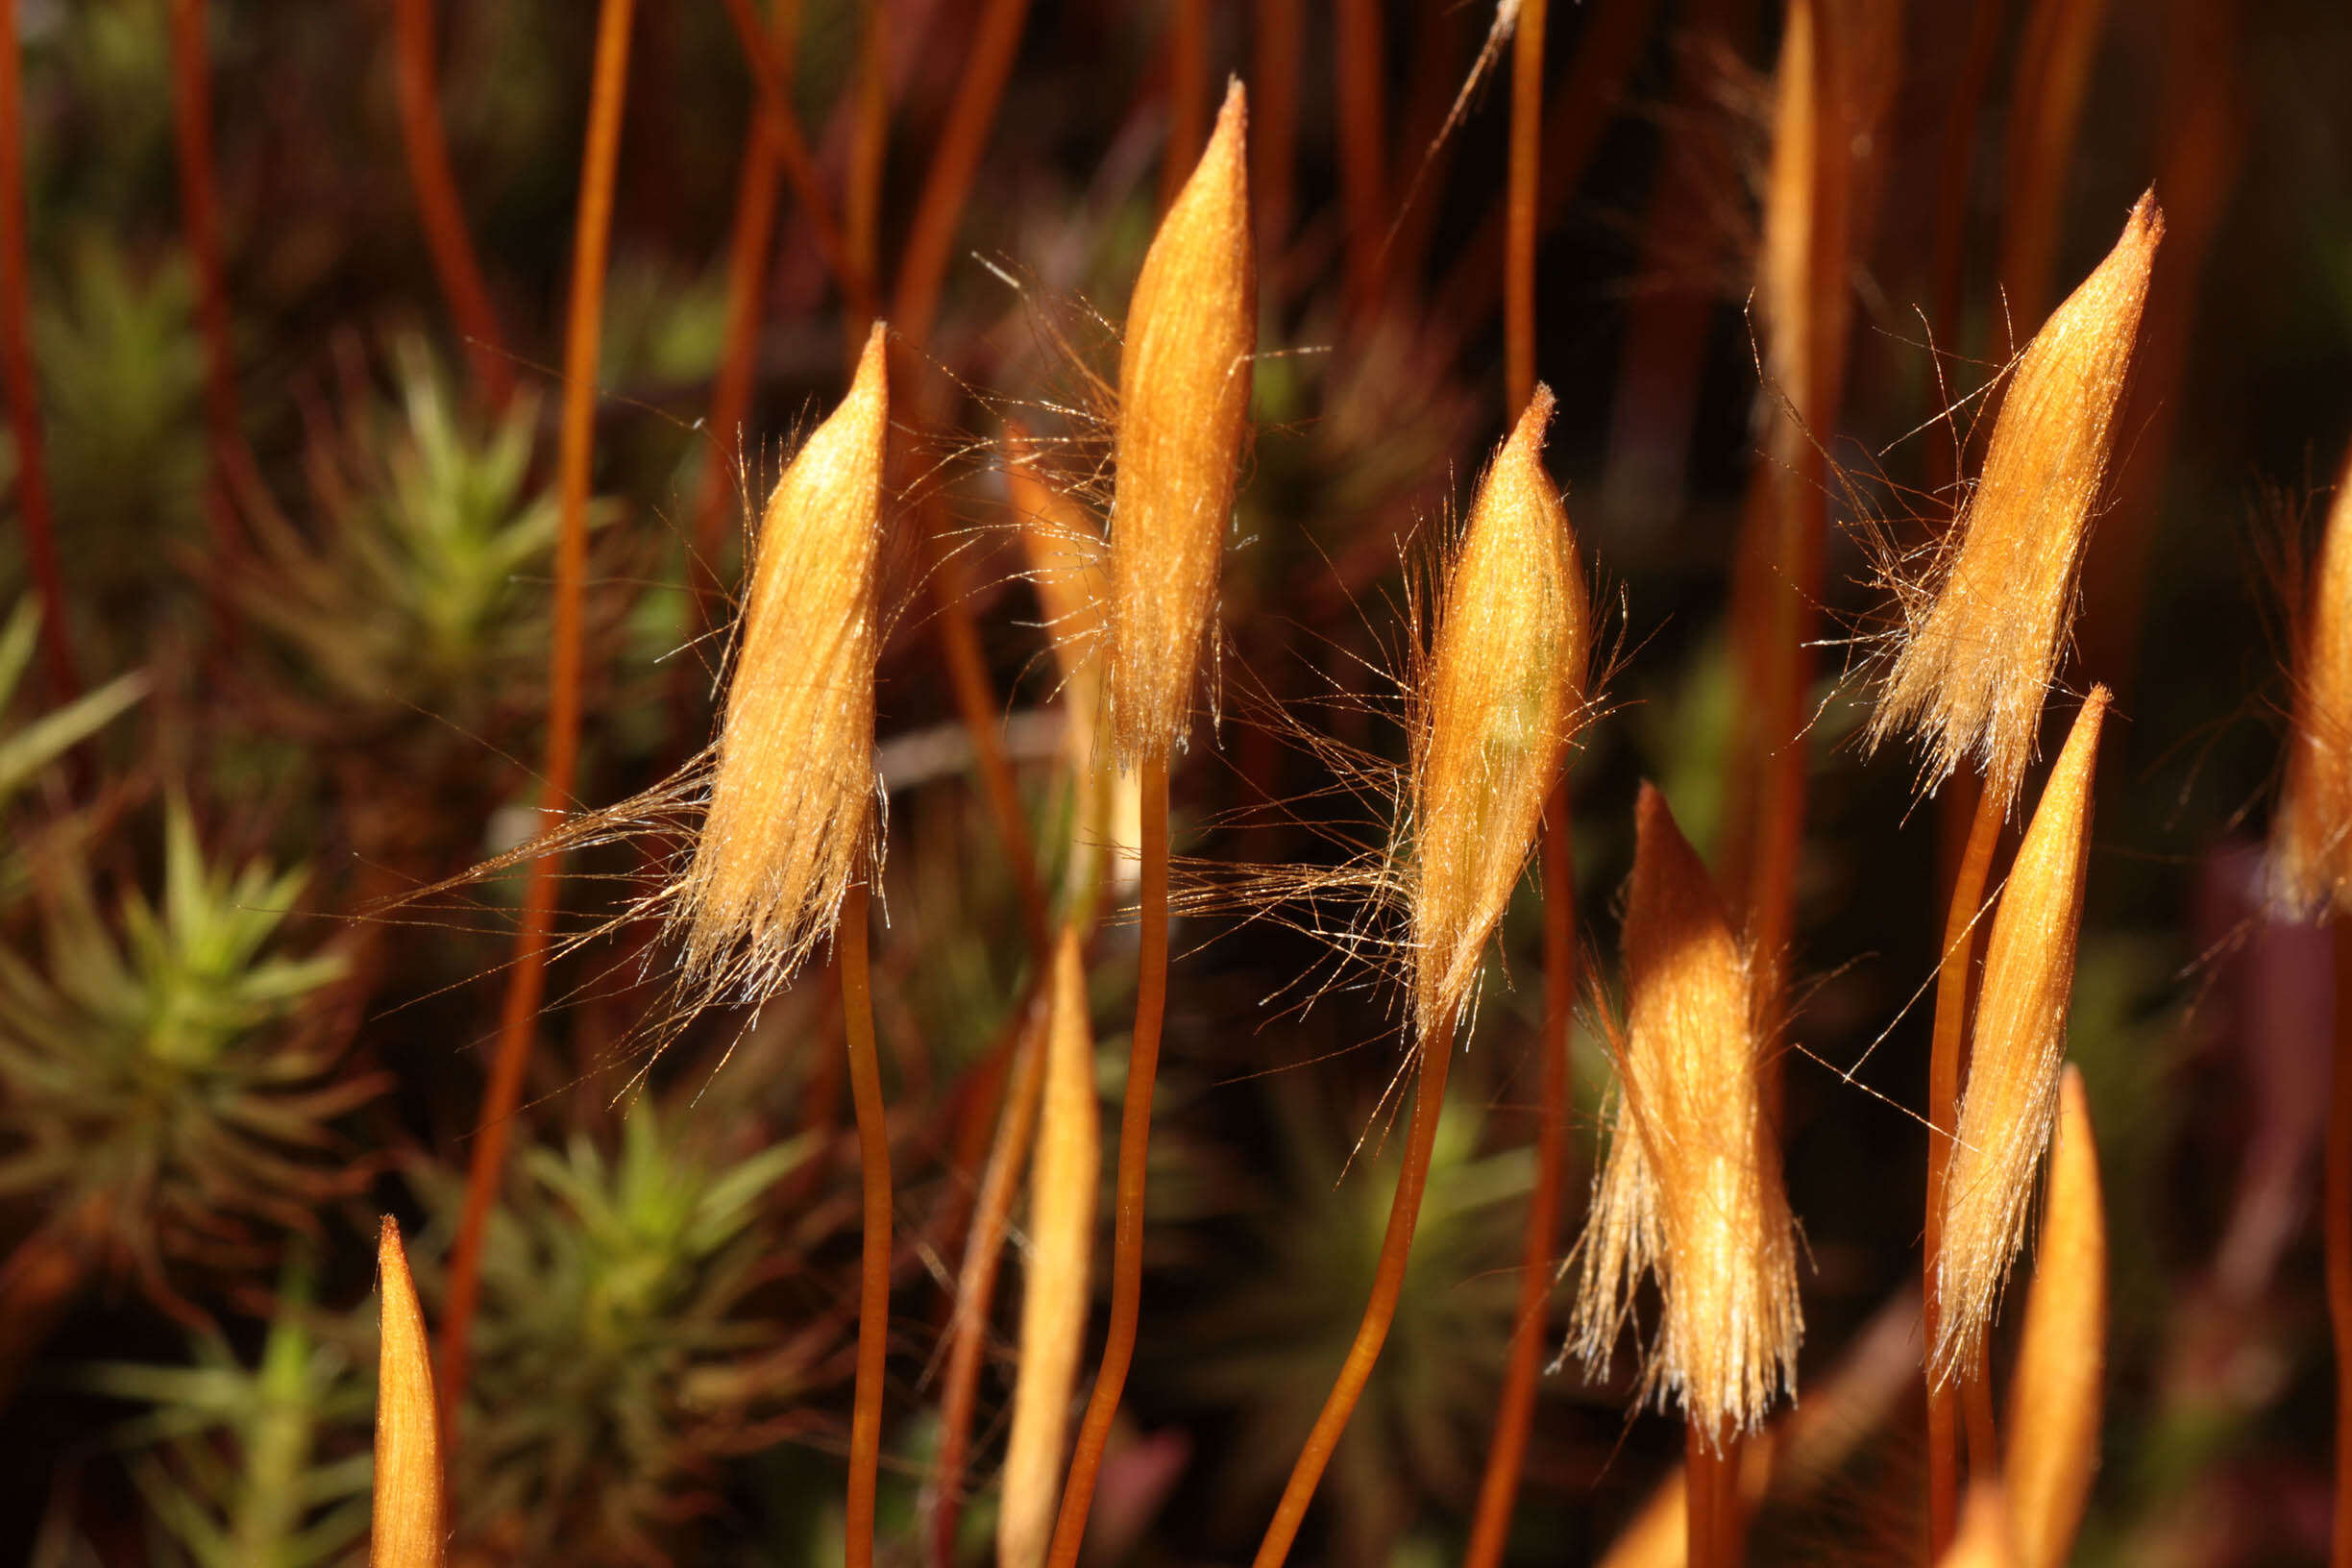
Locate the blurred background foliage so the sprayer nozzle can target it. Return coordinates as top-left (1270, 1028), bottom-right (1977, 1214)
top-left (0, 0), bottom-right (2347, 1563)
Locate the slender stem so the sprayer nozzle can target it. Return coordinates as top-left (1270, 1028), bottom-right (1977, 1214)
top-left (436, 0), bottom-right (633, 1429)
top-left (1159, 0), bottom-right (1210, 214)
top-left (841, 879), bottom-right (892, 1568)
top-left (1996, 0), bottom-right (2113, 330)
top-left (717, 0), bottom-right (872, 320)
top-left (1924, 783), bottom-right (2003, 1558)
top-left (1688, 1422), bottom-right (1730, 1568)
top-left (1332, 0), bottom-right (1386, 317)
top-left (1503, 0), bottom-right (1548, 417)
top-left (890, 0), bottom-right (1030, 350)
top-left (2328, 919), bottom-right (2352, 1568)
top-left (922, 505), bottom-right (1053, 960)
top-left (391, 0), bottom-right (515, 410)
top-left (1463, 788), bottom-right (1572, 1568)
top-left (164, 0), bottom-right (249, 564)
top-left (1251, 0), bottom-right (1301, 281)
top-left (1431, 0), bottom-right (1655, 346)
top-left (927, 997), bottom-right (1047, 1568)
top-left (1962, 1358), bottom-right (1997, 1474)
top-left (1252, 1024), bottom-right (1457, 1568)
top-left (843, 0), bottom-right (889, 353)
top-left (692, 40), bottom-right (789, 575)
top-left (1045, 754), bottom-right (1171, 1568)
top-left (0, 0), bottom-right (75, 701)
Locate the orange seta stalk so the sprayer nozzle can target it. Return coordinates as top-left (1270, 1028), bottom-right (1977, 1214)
top-left (890, 0), bottom-right (1030, 349)
top-left (436, 0), bottom-right (633, 1429)
top-left (1925, 783), bottom-right (2002, 1556)
top-left (691, 10), bottom-right (794, 576)
top-left (1688, 1420), bottom-right (1740, 1568)
top-left (839, 879), bottom-right (891, 1568)
top-left (843, 0), bottom-right (889, 353)
top-left (1250, 0), bottom-right (1301, 276)
top-left (1464, 784), bottom-right (1573, 1568)
top-left (1045, 755), bottom-right (1171, 1568)
top-left (1252, 1033), bottom-right (1455, 1568)
top-left (1160, 0), bottom-right (1210, 213)
top-left (0, 0), bottom-right (74, 701)
top-left (926, 997), bottom-right (1047, 1568)
top-left (1333, 0), bottom-right (1386, 317)
top-left (391, 0), bottom-right (515, 411)
top-left (1503, 0), bottom-right (1548, 418)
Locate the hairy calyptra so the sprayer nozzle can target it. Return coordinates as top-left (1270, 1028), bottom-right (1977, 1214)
top-left (1572, 785), bottom-right (1801, 1446)
top-left (2003, 1065), bottom-right (2106, 1568)
top-left (1936, 689), bottom-right (2109, 1380)
top-left (2273, 444), bottom-right (2352, 919)
top-left (1409, 383), bottom-right (1587, 1035)
top-left (1868, 196), bottom-right (2160, 811)
top-left (674, 323), bottom-right (888, 995)
top-left (1108, 79), bottom-right (1256, 764)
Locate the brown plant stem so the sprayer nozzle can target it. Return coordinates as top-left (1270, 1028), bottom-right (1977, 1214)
top-left (691, 18), bottom-right (792, 575)
top-left (0, 0), bottom-right (75, 701)
top-left (164, 0), bottom-right (250, 564)
top-left (1433, 0), bottom-right (1655, 348)
top-left (1503, 0), bottom-right (1548, 418)
top-left (437, 0), bottom-right (633, 1430)
top-left (1045, 754), bottom-right (1172, 1568)
top-left (1997, 0), bottom-right (2114, 330)
top-left (1464, 789), bottom-right (1573, 1568)
top-left (890, 0), bottom-right (1029, 350)
top-left (1251, 0), bottom-right (1301, 280)
top-left (1160, 0), bottom-right (1210, 214)
top-left (2317, 931), bottom-right (2352, 1568)
top-left (1925, 783), bottom-right (2003, 1557)
top-left (926, 996), bottom-right (1048, 1568)
top-left (1688, 1422), bottom-right (1740, 1568)
top-left (1334, 0), bottom-right (1387, 317)
top-left (1963, 1361), bottom-right (1997, 1474)
top-left (841, 878), bottom-right (892, 1568)
top-left (1251, 1027), bottom-right (1458, 1568)
top-left (844, 0), bottom-right (889, 353)
top-left (718, 0), bottom-right (871, 319)
top-left (391, 0), bottom-right (515, 410)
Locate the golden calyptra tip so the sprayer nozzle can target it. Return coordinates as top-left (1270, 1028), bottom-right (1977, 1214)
top-left (1868, 195), bottom-right (2160, 811)
top-left (372, 1216), bottom-right (445, 1568)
